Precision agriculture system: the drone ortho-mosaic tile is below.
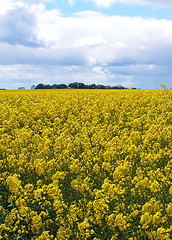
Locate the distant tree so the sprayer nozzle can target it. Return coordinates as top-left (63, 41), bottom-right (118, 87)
top-left (130, 87), bottom-right (137, 89)
top-left (18, 87), bottom-right (25, 90)
top-left (44, 85), bottom-right (52, 89)
top-left (117, 85), bottom-right (125, 89)
top-left (31, 85), bottom-right (36, 89)
top-left (35, 82), bottom-right (127, 90)
top-left (35, 83), bottom-right (45, 89)
top-left (97, 84), bottom-right (105, 89)
top-left (105, 85), bottom-right (111, 89)
top-left (52, 84), bottom-right (59, 89)
top-left (58, 84), bottom-right (68, 89)
top-left (112, 85), bottom-right (127, 89)
top-left (68, 82), bottom-right (79, 89)
top-left (52, 84), bottom-right (68, 89)
top-left (88, 84), bottom-right (97, 89)
top-left (78, 83), bottom-right (86, 89)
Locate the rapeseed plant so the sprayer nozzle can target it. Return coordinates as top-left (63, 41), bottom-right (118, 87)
top-left (0, 89), bottom-right (172, 239)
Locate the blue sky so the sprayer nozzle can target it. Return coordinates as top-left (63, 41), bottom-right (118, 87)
top-left (46, 1), bottom-right (172, 20)
top-left (0, 0), bottom-right (172, 89)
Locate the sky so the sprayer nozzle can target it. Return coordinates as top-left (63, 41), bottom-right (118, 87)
top-left (0, 0), bottom-right (172, 89)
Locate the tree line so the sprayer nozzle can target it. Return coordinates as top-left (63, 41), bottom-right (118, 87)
top-left (34, 82), bottom-right (128, 90)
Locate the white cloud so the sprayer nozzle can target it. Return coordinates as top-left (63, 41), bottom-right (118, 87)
top-left (68, 0), bottom-right (75, 6)
top-left (34, 11), bottom-right (172, 67)
top-left (111, 42), bottom-right (126, 49)
top-left (0, 42), bottom-right (86, 65)
top-left (0, 6), bottom-right (40, 47)
top-left (0, 1), bottom-right (13, 14)
top-left (74, 36), bottom-right (107, 48)
top-left (1, 0), bottom-right (172, 12)
top-left (8, 0), bottom-right (52, 4)
top-left (0, 0), bottom-right (48, 13)
top-left (92, 66), bottom-right (110, 74)
top-left (148, 64), bottom-right (157, 70)
top-left (90, 0), bottom-right (117, 8)
top-left (1, 6), bottom-right (172, 67)
top-left (89, 0), bottom-right (172, 7)
top-left (1, 1), bottom-right (172, 89)
top-left (1, 8), bottom-right (172, 67)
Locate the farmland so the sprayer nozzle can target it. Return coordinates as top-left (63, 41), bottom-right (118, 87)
top-left (0, 89), bottom-right (172, 240)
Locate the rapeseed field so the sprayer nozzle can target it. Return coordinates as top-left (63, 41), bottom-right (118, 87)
top-left (0, 89), bottom-right (172, 240)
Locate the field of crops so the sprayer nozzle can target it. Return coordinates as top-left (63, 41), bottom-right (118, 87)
top-left (0, 89), bottom-right (172, 240)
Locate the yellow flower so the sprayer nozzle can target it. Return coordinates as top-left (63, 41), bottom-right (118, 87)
top-left (37, 231), bottom-right (51, 240)
top-left (152, 212), bottom-right (162, 225)
top-left (1, 89), bottom-right (172, 239)
top-left (19, 206), bottom-right (29, 218)
top-left (166, 203), bottom-right (172, 216)
top-left (140, 212), bottom-right (152, 229)
top-left (156, 227), bottom-right (171, 240)
top-left (102, 162), bottom-right (111, 172)
top-left (6, 174), bottom-right (22, 195)
top-left (115, 213), bottom-right (127, 231)
top-left (31, 214), bottom-right (42, 234)
top-left (93, 163), bottom-right (100, 173)
top-left (169, 186), bottom-right (172, 195)
top-left (24, 183), bottom-right (34, 193)
top-left (150, 180), bottom-right (160, 193)
top-left (106, 213), bottom-right (116, 231)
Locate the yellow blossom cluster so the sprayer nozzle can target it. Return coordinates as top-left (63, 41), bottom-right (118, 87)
top-left (0, 89), bottom-right (172, 239)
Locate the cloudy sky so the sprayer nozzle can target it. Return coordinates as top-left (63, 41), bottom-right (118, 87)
top-left (0, 0), bottom-right (172, 89)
